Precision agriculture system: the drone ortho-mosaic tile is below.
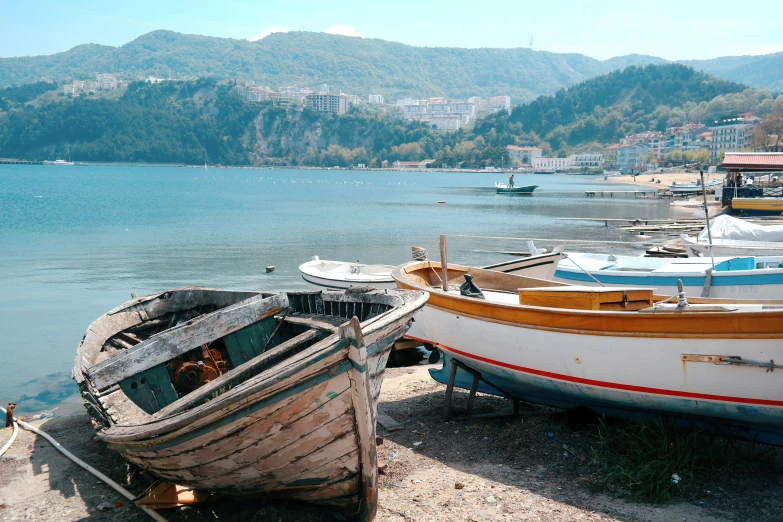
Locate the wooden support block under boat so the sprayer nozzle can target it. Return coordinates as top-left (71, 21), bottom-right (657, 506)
top-left (86, 293), bottom-right (290, 391)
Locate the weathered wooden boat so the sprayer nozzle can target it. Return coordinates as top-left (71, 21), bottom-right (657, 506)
top-left (392, 261), bottom-right (783, 445)
top-left (73, 287), bottom-right (428, 519)
top-left (555, 252), bottom-right (783, 298)
top-left (299, 247), bottom-right (564, 291)
top-left (494, 182), bottom-right (538, 195)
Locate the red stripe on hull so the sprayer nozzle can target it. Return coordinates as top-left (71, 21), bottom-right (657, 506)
top-left (405, 334), bottom-right (783, 407)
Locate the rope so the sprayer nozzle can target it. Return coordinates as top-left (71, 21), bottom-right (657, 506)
top-left (0, 405), bottom-right (168, 522)
top-left (561, 253), bottom-right (606, 287)
top-left (0, 417), bottom-right (18, 457)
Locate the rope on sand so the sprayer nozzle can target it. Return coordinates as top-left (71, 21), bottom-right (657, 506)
top-left (0, 405), bottom-right (167, 522)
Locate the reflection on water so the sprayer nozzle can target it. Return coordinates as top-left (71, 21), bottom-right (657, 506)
top-left (0, 166), bottom-right (676, 414)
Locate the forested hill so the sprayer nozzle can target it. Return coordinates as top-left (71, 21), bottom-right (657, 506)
top-left (1, 64), bottom-right (779, 168)
top-left (464, 64), bottom-right (762, 156)
top-left (0, 30), bottom-right (664, 103)
top-left (0, 79), bottom-right (452, 166)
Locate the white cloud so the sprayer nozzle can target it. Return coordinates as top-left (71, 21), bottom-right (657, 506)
top-left (249, 25), bottom-right (288, 42)
top-left (323, 24), bottom-right (364, 38)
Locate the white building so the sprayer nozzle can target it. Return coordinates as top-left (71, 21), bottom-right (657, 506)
top-left (319, 83), bottom-right (330, 94)
top-left (304, 93), bottom-right (350, 114)
top-left (489, 95), bottom-right (511, 111)
top-left (368, 94), bottom-right (384, 104)
top-left (426, 115), bottom-right (463, 132)
top-left (96, 73), bottom-right (117, 90)
top-left (709, 114), bottom-right (761, 159)
top-left (532, 156), bottom-right (573, 171)
top-left (571, 153), bottom-right (604, 168)
top-left (506, 146), bottom-right (542, 165)
top-left (396, 97), bottom-right (417, 106)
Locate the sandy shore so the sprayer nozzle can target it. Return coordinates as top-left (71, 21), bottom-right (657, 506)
top-left (605, 171), bottom-right (724, 190)
top-left (1, 363), bottom-right (781, 521)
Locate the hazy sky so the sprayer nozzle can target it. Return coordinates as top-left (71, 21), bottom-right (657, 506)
top-left (2, 0), bottom-right (782, 60)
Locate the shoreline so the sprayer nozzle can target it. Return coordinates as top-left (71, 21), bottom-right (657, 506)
top-left (2, 364), bottom-right (778, 521)
top-left (605, 171), bottom-right (725, 190)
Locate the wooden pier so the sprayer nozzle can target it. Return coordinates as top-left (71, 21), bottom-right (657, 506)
top-left (0, 159), bottom-right (44, 165)
top-left (584, 190), bottom-right (665, 198)
top-left (557, 217), bottom-right (706, 228)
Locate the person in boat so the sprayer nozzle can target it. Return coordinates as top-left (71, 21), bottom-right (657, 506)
top-left (508, 174), bottom-right (514, 188)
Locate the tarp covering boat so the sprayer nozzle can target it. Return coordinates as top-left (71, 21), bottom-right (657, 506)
top-left (698, 215), bottom-right (783, 242)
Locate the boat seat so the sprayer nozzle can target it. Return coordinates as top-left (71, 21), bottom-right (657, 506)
top-left (518, 286), bottom-right (654, 311)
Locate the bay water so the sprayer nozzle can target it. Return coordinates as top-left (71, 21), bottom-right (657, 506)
top-left (0, 165), bottom-right (675, 414)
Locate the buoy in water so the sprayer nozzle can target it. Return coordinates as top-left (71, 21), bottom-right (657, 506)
top-left (438, 201), bottom-right (446, 204)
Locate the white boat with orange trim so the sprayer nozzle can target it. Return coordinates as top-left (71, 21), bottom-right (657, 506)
top-left (392, 261), bottom-right (783, 445)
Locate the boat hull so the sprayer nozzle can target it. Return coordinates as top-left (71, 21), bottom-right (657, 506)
top-left (301, 272), bottom-right (399, 291)
top-left (407, 304), bottom-right (783, 445)
top-left (554, 264), bottom-right (783, 299)
top-left (75, 288), bottom-right (427, 517)
top-left (495, 184), bottom-right (538, 195)
top-left (731, 198), bottom-right (783, 213)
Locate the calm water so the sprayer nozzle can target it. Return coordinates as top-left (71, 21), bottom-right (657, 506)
top-left (0, 165), bottom-right (674, 414)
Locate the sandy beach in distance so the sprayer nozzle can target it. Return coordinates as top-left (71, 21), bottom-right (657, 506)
top-left (605, 170), bottom-right (725, 189)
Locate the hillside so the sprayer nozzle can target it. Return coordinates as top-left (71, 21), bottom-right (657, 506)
top-left (1, 64), bottom-right (778, 168)
top-left (0, 30), bottom-right (665, 103)
top-left (0, 79), bottom-right (449, 166)
top-left (681, 53), bottom-right (783, 92)
top-left (441, 64), bottom-right (779, 166)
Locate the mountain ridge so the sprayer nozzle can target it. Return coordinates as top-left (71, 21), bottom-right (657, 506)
top-left (0, 30), bottom-right (780, 103)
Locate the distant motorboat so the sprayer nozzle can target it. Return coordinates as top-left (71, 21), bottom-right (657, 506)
top-left (43, 159), bottom-right (74, 166)
top-left (495, 182), bottom-right (538, 195)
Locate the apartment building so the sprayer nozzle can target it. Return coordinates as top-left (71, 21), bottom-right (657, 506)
top-left (602, 144), bottom-right (620, 168)
top-left (532, 156), bottom-right (573, 171)
top-left (709, 114), bottom-right (761, 159)
top-left (304, 93), bottom-right (350, 114)
top-left (617, 143), bottom-right (650, 168)
top-left (572, 153), bottom-right (604, 168)
top-left (96, 73), bottom-right (117, 90)
top-left (368, 94), bottom-right (384, 104)
top-left (620, 132), bottom-right (667, 156)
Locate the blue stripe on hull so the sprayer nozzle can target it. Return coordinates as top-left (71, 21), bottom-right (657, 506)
top-left (430, 353), bottom-right (783, 446)
top-left (555, 269), bottom-right (783, 287)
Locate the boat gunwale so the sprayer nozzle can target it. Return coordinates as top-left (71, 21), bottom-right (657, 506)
top-left (391, 261), bottom-right (783, 338)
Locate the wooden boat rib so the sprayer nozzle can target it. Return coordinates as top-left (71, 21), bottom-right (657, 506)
top-left (392, 261), bottom-right (783, 445)
top-left (74, 287), bottom-right (427, 518)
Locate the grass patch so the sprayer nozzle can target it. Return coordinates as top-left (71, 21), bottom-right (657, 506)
top-left (588, 417), bottom-right (718, 504)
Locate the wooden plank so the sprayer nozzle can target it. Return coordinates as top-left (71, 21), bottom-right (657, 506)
top-left (223, 316), bottom-right (278, 366)
top-left (87, 293), bottom-right (290, 390)
top-left (280, 314), bottom-right (346, 333)
top-left (376, 407), bottom-right (403, 431)
top-left (341, 317), bottom-right (378, 522)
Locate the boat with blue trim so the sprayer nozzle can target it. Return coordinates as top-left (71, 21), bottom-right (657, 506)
top-left (555, 252), bottom-right (783, 299)
top-left (74, 287), bottom-right (427, 519)
top-left (392, 261), bottom-right (783, 445)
